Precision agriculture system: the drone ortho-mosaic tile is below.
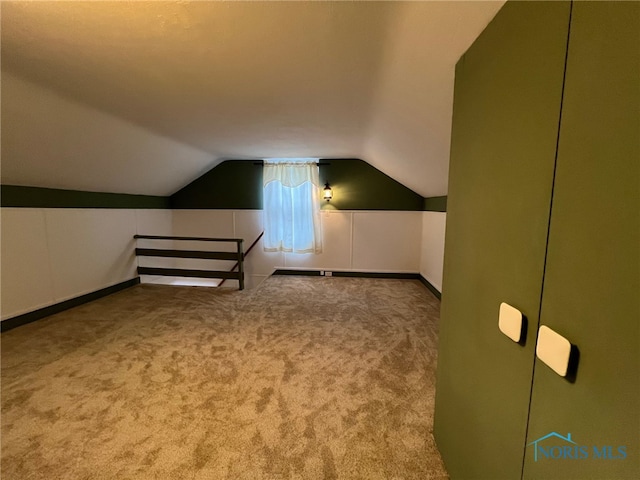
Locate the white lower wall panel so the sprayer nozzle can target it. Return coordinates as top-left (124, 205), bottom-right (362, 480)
top-left (45, 209), bottom-right (137, 303)
top-left (1, 206), bottom-right (427, 321)
top-left (172, 210), bottom-right (235, 239)
top-left (420, 211), bottom-right (446, 292)
top-left (1, 207), bottom-right (144, 320)
top-left (135, 209), bottom-right (173, 236)
top-left (352, 211), bottom-right (422, 272)
top-left (233, 210), bottom-right (263, 246)
top-left (1, 208), bottom-right (55, 319)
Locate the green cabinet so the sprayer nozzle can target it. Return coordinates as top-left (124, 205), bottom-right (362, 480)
top-left (435, 1), bottom-right (639, 479)
top-left (433, 1), bottom-right (570, 479)
top-left (524, 2), bottom-right (639, 479)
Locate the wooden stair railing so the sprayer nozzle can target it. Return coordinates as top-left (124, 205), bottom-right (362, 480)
top-left (134, 235), bottom-right (245, 290)
top-left (218, 231), bottom-right (264, 288)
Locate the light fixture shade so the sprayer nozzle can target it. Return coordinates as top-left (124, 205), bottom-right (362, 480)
top-left (323, 182), bottom-right (333, 201)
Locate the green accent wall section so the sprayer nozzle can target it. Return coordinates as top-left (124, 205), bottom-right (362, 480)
top-left (4, 161), bottom-right (435, 212)
top-left (524, 3), bottom-right (639, 478)
top-left (0, 278), bottom-right (140, 332)
top-left (434, 2), bottom-right (571, 479)
top-left (1, 185), bottom-right (170, 209)
top-left (319, 159), bottom-right (423, 211)
top-left (170, 158), bottom-right (424, 211)
top-left (422, 196), bottom-right (447, 212)
top-left (170, 160), bottom-right (263, 209)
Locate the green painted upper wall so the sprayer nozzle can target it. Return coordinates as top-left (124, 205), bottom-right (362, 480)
top-left (422, 196), bottom-right (447, 212)
top-left (1, 185), bottom-right (169, 208)
top-left (171, 158), bottom-right (430, 211)
top-left (2, 160), bottom-right (447, 211)
top-left (319, 159), bottom-right (423, 211)
top-left (170, 160), bottom-right (262, 210)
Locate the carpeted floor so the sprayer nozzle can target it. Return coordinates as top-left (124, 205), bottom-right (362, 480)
top-left (1, 276), bottom-right (448, 479)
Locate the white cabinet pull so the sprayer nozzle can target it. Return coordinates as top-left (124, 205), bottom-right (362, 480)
top-left (536, 325), bottom-right (573, 377)
top-left (498, 302), bottom-right (525, 343)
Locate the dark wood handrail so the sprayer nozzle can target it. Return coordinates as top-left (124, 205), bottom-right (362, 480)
top-left (137, 267), bottom-right (241, 280)
top-left (135, 248), bottom-right (240, 261)
top-left (134, 234), bottom-right (243, 244)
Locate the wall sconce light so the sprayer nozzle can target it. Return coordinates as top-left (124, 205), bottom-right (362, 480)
top-left (323, 182), bottom-right (333, 201)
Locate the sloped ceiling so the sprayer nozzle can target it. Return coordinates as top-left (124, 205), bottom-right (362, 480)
top-left (1, 1), bottom-right (504, 197)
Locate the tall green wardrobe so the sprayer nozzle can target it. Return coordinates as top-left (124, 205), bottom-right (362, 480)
top-left (434, 1), bottom-right (639, 479)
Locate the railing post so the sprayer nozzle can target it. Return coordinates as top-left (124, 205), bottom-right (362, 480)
top-left (237, 239), bottom-right (245, 290)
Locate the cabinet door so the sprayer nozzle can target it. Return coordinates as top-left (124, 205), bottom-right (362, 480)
top-left (524, 2), bottom-right (639, 479)
top-left (433, 2), bottom-right (571, 479)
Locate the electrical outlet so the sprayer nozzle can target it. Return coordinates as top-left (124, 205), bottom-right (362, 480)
top-left (325, 271), bottom-right (333, 277)
top-left (320, 270), bottom-right (325, 276)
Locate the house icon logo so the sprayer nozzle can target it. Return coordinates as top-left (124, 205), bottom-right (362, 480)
top-left (528, 432), bottom-right (576, 462)
top-left (527, 432), bottom-right (627, 461)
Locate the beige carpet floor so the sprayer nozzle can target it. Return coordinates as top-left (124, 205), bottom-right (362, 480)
top-left (1, 276), bottom-right (448, 479)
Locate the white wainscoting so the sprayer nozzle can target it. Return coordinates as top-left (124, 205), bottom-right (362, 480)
top-left (1, 207), bottom-right (431, 320)
top-left (351, 211), bottom-right (422, 272)
top-left (419, 211), bottom-right (447, 292)
top-left (1, 208), bottom-right (55, 319)
top-left (170, 209), bottom-right (423, 289)
top-left (1, 208), bottom-right (164, 320)
top-left (45, 209), bottom-right (137, 303)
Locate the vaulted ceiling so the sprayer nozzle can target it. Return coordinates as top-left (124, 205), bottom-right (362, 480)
top-left (1, 1), bottom-right (504, 197)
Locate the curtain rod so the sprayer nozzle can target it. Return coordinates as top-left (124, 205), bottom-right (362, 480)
top-left (253, 161), bottom-right (331, 166)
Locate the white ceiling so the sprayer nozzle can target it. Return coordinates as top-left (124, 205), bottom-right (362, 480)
top-left (1, 1), bottom-right (504, 197)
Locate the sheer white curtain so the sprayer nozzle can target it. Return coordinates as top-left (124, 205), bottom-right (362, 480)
top-left (263, 158), bottom-right (323, 254)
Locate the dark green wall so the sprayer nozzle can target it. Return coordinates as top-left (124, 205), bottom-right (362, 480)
top-left (170, 158), bottom-right (428, 211)
top-left (170, 160), bottom-right (263, 209)
top-left (318, 159), bottom-right (423, 211)
top-left (422, 196), bottom-right (447, 212)
top-left (0, 163), bottom-right (447, 212)
top-left (3, 162), bottom-right (447, 212)
top-left (1, 185), bottom-right (169, 208)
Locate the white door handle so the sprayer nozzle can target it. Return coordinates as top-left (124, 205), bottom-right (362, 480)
top-left (536, 325), bottom-right (573, 377)
top-left (498, 302), bottom-right (524, 343)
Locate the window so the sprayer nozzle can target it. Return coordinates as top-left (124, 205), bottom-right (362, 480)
top-left (263, 158), bottom-right (323, 254)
